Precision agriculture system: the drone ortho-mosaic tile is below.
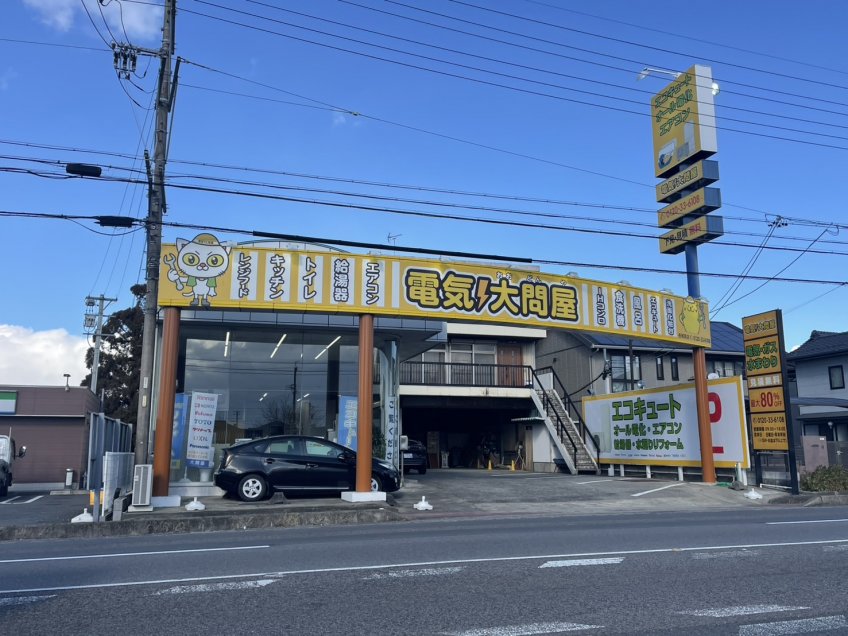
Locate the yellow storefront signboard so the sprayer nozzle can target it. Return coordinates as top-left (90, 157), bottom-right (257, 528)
top-left (158, 234), bottom-right (712, 347)
top-left (744, 334), bottom-right (782, 377)
top-left (749, 386), bottom-right (786, 414)
top-left (651, 65), bottom-right (719, 178)
top-left (659, 215), bottom-right (724, 255)
top-left (658, 187), bottom-right (721, 228)
top-left (655, 159), bottom-right (719, 203)
top-left (751, 413), bottom-right (789, 451)
top-left (742, 310), bottom-right (779, 339)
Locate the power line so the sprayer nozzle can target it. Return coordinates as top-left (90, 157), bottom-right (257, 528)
top-left (2, 136), bottom-right (845, 240)
top-left (446, 0), bottom-right (848, 95)
top-left (5, 166), bottom-right (848, 258)
top-left (368, 0), bottom-right (848, 116)
top-left (241, 0), bottom-right (848, 135)
top-left (518, 0), bottom-right (848, 78)
top-left (0, 37), bottom-right (108, 52)
top-left (177, 5), bottom-right (848, 152)
top-left (1, 206), bottom-right (844, 286)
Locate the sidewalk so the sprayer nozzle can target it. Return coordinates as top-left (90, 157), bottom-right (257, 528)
top-left (0, 470), bottom-right (827, 542)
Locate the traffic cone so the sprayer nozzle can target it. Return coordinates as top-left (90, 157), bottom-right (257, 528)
top-left (487, 458), bottom-right (493, 471)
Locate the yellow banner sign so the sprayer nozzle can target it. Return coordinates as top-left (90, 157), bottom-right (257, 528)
top-left (158, 234), bottom-right (712, 347)
top-left (651, 65), bottom-right (719, 178)
top-left (655, 159), bottom-right (719, 203)
top-left (743, 334), bottom-right (782, 378)
top-left (659, 215), bottom-right (724, 255)
top-left (749, 386), bottom-right (786, 414)
top-left (742, 311), bottom-right (779, 339)
top-left (751, 413), bottom-right (789, 451)
top-left (658, 187), bottom-right (721, 228)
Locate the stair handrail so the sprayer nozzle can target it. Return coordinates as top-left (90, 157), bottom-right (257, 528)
top-left (529, 367), bottom-right (578, 464)
top-left (534, 366), bottom-right (600, 467)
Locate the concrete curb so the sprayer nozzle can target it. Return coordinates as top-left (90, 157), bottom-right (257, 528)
top-left (768, 492), bottom-right (848, 506)
top-left (0, 504), bottom-right (403, 542)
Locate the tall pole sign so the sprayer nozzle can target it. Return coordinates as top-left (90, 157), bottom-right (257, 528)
top-left (649, 65), bottom-right (723, 483)
top-left (742, 309), bottom-right (800, 494)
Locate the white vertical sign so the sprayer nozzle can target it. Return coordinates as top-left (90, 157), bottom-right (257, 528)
top-left (186, 392), bottom-right (219, 468)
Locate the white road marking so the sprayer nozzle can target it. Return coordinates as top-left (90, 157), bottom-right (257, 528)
top-left (823, 544), bottom-right (848, 553)
top-left (692, 549), bottom-right (761, 560)
top-left (680, 605), bottom-right (808, 617)
top-left (575, 479), bottom-right (611, 485)
top-left (0, 595), bottom-right (56, 607)
top-left (443, 621), bottom-right (602, 635)
top-left (4, 538), bottom-right (848, 595)
top-left (363, 566), bottom-right (464, 580)
top-left (155, 579), bottom-right (276, 595)
top-left (767, 519), bottom-right (848, 525)
top-left (0, 545), bottom-right (269, 564)
top-left (19, 495), bottom-right (44, 504)
top-left (539, 558), bottom-right (623, 568)
top-left (631, 482), bottom-right (685, 497)
top-left (0, 496), bottom-right (21, 504)
top-left (738, 615), bottom-right (848, 635)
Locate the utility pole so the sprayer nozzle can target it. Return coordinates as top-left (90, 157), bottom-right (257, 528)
top-left (135, 0), bottom-right (177, 466)
top-left (84, 295), bottom-right (117, 400)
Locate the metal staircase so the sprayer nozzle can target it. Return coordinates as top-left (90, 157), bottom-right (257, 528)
top-left (530, 367), bottom-right (600, 475)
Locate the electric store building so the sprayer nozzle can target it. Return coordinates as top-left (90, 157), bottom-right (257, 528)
top-left (150, 237), bottom-right (710, 495)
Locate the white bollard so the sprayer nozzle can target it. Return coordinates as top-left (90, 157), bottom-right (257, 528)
top-left (608, 464), bottom-right (615, 477)
top-left (619, 464), bottom-right (625, 477)
top-left (678, 466), bottom-right (684, 481)
top-left (646, 465), bottom-right (652, 480)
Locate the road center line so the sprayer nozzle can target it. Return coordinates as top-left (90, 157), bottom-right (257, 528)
top-left (0, 545), bottom-right (270, 564)
top-left (766, 518), bottom-right (848, 525)
top-left (3, 538), bottom-right (848, 596)
top-left (679, 605), bottom-right (808, 617)
top-left (540, 558), bottom-right (623, 568)
top-left (738, 615), bottom-right (848, 635)
top-left (631, 482), bottom-right (684, 497)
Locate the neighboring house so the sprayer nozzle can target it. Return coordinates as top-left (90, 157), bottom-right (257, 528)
top-left (0, 386), bottom-right (100, 487)
top-left (535, 321), bottom-right (745, 402)
top-left (786, 330), bottom-right (848, 441)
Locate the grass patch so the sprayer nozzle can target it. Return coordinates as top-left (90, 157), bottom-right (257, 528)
top-left (800, 465), bottom-right (848, 492)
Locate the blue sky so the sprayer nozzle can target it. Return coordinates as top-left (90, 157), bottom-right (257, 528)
top-left (1, 0), bottom-right (847, 384)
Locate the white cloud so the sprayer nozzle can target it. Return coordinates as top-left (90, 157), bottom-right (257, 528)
top-left (23, 0), bottom-right (163, 42)
top-left (0, 325), bottom-right (89, 386)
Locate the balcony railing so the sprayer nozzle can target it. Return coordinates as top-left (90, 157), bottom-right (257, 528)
top-left (400, 361), bottom-right (533, 388)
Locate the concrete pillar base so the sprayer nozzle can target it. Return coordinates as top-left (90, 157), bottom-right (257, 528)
top-left (341, 491), bottom-right (386, 503)
top-left (151, 495), bottom-right (182, 508)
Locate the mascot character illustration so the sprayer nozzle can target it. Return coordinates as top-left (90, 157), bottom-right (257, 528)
top-left (164, 234), bottom-right (231, 308)
top-left (679, 297), bottom-right (707, 336)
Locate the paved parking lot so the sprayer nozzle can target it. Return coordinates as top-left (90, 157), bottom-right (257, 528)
top-left (0, 490), bottom-right (90, 527)
top-left (391, 468), bottom-right (775, 520)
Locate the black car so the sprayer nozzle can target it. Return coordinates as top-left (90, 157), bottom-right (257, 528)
top-left (214, 435), bottom-right (401, 502)
top-left (402, 439), bottom-right (428, 475)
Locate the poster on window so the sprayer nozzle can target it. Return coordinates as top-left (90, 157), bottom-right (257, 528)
top-left (338, 395), bottom-right (358, 450)
top-left (582, 376), bottom-right (748, 468)
top-left (186, 392), bottom-right (218, 468)
top-left (171, 393), bottom-right (188, 470)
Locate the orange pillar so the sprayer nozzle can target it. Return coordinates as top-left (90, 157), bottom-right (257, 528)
top-left (693, 347), bottom-right (716, 483)
top-left (355, 314), bottom-right (374, 492)
top-left (152, 307), bottom-right (180, 496)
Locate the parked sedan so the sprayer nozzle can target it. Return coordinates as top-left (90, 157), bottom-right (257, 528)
top-left (214, 435), bottom-right (401, 502)
top-left (402, 439), bottom-right (428, 475)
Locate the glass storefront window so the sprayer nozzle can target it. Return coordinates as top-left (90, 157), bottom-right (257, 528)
top-left (172, 328), bottom-right (359, 483)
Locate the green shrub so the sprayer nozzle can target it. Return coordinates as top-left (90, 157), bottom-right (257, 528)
top-left (800, 465), bottom-right (848, 492)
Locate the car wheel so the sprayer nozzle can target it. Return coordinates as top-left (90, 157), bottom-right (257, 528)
top-left (370, 475), bottom-right (382, 492)
top-left (237, 475), bottom-right (267, 502)
top-left (418, 466), bottom-right (427, 475)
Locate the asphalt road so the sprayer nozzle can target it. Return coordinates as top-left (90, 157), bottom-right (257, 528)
top-left (3, 506), bottom-right (848, 635)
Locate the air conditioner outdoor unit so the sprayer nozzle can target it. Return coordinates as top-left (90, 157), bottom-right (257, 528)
top-left (131, 464), bottom-right (153, 507)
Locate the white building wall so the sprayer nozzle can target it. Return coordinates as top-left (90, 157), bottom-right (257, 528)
top-left (796, 355), bottom-right (848, 416)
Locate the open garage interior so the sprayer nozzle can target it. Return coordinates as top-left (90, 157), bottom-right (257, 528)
top-left (401, 396), bottom-right (537, 469)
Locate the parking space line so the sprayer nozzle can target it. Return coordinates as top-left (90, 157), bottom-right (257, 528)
top-left (0, 496), bottom-right (21, 504)
top-left (631, 483), bottom-right (684, 497)
top-left (575, 479), bottom-right (611, 485)
top-left (19, 495), bottom-right (44, 504)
